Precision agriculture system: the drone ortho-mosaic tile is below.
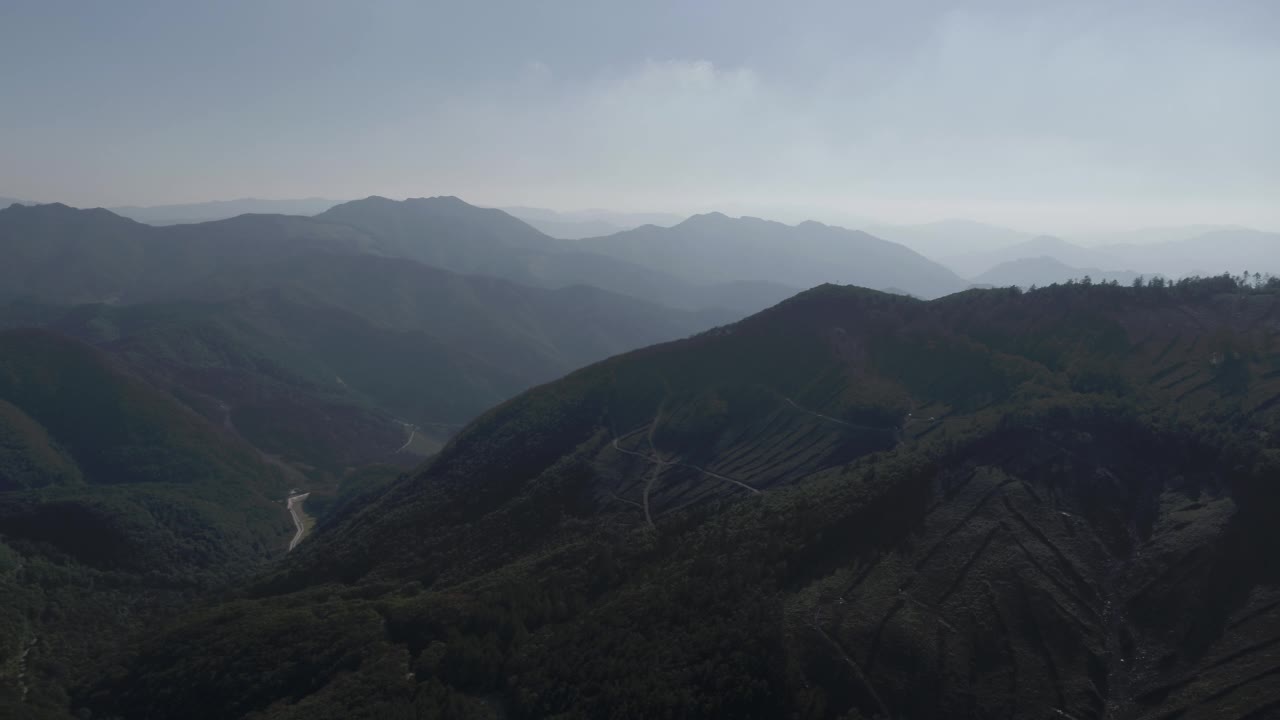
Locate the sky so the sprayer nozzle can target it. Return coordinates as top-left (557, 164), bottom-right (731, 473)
top-left (1, 0), bottom-right (1277, 234)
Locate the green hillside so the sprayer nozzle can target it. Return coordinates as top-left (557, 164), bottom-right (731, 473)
top-left (0, 330), bottom-right (296, 716)
top-left (3, 253), bottom-right (723, 476)
top-left (86, 277), bottom-right (1280, 719)
top-left (0, 200), bottom-right (791, 478)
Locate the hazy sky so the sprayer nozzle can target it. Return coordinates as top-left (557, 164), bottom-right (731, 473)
top-left (2, 0), bottom-right (1277, 233)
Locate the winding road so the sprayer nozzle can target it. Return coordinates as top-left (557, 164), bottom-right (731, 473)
top-left (395, 427), bottom-right (417, 454)
top-left (610, 407), bottom-right (762, 529)
top-left (286, 492), bottom-right (310, 552)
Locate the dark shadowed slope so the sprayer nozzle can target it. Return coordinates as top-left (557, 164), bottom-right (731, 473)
top-left (0, 330), bottom-right (295, 717)
top-left (582, 213), bottom-right (970, 299)
top-left (93, 277), bottom-right (1280, 720)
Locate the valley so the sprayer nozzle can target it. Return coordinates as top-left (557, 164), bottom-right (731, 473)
top-left (0, 198), bottom-right (1276, 719)
top-left (69, 278), bottom-right (1278, 720)
top-left (4, 4), bottom-right (1276, 717)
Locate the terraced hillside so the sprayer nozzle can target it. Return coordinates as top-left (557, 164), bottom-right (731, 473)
top-left (87, 278), bottom-right (1280, 720)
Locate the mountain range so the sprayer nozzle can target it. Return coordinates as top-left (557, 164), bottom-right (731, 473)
top-left (78, 277), bottom-right (1280, 720)
top-left (940, 229), bottom-right (1279, 282)
top-left (972, 256), bottom-right (1143, 288)
top-left (4, 191), bottom-right (1279, 719)
top-left (581, 212), bottom-right (970, 299)
top-left (500, 206), bottom-right (685, 239)
top-left (0, 196), bottom-right (969, 483)
top-left (0, 201), bottom-right (733, 477)
top-left (314, 196), bottom-right (801, 314)
top-left (108, 198), bottom-right (343, 225)
top-left (866, 218), bottom-right (1040, 258)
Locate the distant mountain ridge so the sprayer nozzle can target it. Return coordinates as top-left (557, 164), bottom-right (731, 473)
top-left (867, 218), bottom-right (1039, 257)
top-left (501, 206), bottom-right (685, 239)
top-left (581, 212), bottom-right (970, 299)
top-left (973, 256), bottom-right (1143, 288)
top-left (942, 228), bottom-right (1279, 280)
top-left (317, 196), bottom-right (799, 315)
top-left (1096, 227), bottom-right (1280, 278)
top-left (941, 235), bottom-right (1126, 278)
top-left (0, 199), bottom-right (746, 479)
top-left (110, 197), bottom-right (342, 225)
top-left (1, 251), bottom-right (724, 474)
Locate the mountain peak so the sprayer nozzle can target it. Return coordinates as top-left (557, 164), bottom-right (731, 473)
top-left (677, 211), bottom-right (732, 227)
top-left (0, 201), bottom-right (139, 226)
top-left (404, 195), bottom-right (471, 206)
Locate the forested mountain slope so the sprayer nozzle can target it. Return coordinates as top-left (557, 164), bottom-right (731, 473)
top-left (90, 277), bottom-right (1280, 720)
top-left (2, 254), bottom-right (724, 473)
top-left (0, 330), bottom-right (294, 717)
top-left (0, 201), bottom-right (733, 474)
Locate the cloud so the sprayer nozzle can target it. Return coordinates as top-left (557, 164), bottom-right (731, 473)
top-left (7, 1), bottom-right (1274, 232)
top-left (400, 28), bottom-right (1278, 232)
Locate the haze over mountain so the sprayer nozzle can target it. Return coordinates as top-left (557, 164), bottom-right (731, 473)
top-left (865, 218), bottom-right (1040, 258)
top-left (1068, 224), bottom-right (1252, 247)
top-left (3, 2), bottom-right (1279, 718)
top-left (0, 200), bottom-right (739, 475)
top-left (1097, 228), bottom-right (1280, 279)
top-left (582, 212), bottom-right (970, 299)
top-left (941, 229), bottom-right (1279, 282)
top-left (110, 197), bottom-right (342, 225)
top-left (8, 3), bottom-right (1276, 232)
top-left (6, 258), bottom-right (720, 472)
top-left (313, 196), bottom-right (801, 314)
top-left (500, 206), bottom-right (685, 239)
top-left (0, 198), bottom-right (795, 318)
top-left (940, 235), bottom-right (1126, 279)
top-left (973, 256), bottom-right (1143, 288)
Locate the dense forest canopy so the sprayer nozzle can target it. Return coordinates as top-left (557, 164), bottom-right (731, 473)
top-left (25, 277), bottom-right (1270, 720)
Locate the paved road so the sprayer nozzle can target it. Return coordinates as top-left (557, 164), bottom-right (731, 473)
top-left (286, 493), bottom-right (311, 552)
top-left (395, 428), bottom-right (417, 453)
